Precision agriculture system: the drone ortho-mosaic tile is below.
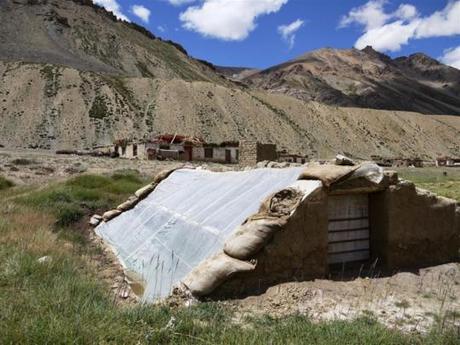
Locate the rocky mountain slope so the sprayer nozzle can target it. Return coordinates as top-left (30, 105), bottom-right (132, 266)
top-left (0, 0), bottom-right (222, 82)
top-left (0, 0), bottom-right (459, 159)
top-left (244, 47), bottom-right (460, 115)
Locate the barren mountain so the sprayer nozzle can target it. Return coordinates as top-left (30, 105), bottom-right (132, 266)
top-left (0, 0), bottom-right (222, 82)
top-left (0, 0), bottom-right (459, 159)
top-left (244, 47), bottom-right (460, 115)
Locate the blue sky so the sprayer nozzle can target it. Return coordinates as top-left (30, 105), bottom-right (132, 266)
top-left (94, 0), bottom-right (460, 69)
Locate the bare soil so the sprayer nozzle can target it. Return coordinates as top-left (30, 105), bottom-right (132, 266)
top-left (226, 263), bottom-right (460, 333)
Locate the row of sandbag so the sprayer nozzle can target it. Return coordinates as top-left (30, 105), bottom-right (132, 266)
top-left (89, 168), bottom-right (178, 227)
top-left (181, 187), bottom-right (307, 297)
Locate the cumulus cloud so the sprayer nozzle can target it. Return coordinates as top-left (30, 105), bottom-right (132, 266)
top-left (157, 25), bottom-right (166, 32)
top-left (278, 19), bottom-right (304, 49)
top-left (339, 0), bottom-right (390, 30)
top-left (440, 46), bottom-right (460, 69)
top-left (180, 0), bottom-right (288, 41)
top-left (131, 5), bottom-right (151, 23)
top-left (415, 1), bottom-right (460, 38)
top-left (340, 0), bottom-right (460, 52)
top-left (93, 0), bottom-right (129, 21)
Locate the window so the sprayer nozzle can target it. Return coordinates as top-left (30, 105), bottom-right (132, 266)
top-left (204, 148), bottom-right (213, 158)
top-left (133, 144), bottom-right (138, 157)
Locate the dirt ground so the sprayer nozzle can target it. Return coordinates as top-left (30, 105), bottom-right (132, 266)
top-left (0, 148), bottom-right (235, 186)
top-left (1, 149), bottom-right (459, 334)
top-left (225, 263), bottom-right (460, 333)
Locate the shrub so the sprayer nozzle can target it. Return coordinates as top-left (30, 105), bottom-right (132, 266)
top-left (0, 176), bottom-right (14, 190)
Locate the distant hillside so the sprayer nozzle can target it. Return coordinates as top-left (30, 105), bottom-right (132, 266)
top-left (215, 66), bottom-right (260, 81)
top-left (0, 0), bottom-right (459, 159)
top-left (0, 0), bottom-right (222, 82)
top-left (244, 47), bottom-right (460, 115)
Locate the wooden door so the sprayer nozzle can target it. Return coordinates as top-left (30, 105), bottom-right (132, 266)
top-left (328, 194), bottom-right (370, 264)
top-left (225, 149), bottom-right (231, 163)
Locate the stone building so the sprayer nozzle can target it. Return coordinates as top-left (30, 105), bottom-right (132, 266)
top-left (239, 140), bottom-right (278, 166)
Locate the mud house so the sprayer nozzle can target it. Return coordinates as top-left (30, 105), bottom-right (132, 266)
top-left (109, 137), bottom-right (279, 165)
top-left (436, 157), bottom-right (460, 167)
top-left (93, 163), bottom-right (460, 302)
top-left (278, 150), bottom-right (308, 164)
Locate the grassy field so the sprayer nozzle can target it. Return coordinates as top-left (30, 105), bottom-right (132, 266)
top-left (0, 169), bottom-right (459, 344)
top-left (395, 167), bottom-right (460, 201)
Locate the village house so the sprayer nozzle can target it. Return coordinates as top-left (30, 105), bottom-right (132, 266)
top-left (436, 156), bottom-right (460, 167)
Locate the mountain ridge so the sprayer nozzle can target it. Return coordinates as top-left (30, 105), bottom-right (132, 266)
top-left (242, 46), bottom-right (460, 115)
top-left (0, 0), bottom-right (459, 159)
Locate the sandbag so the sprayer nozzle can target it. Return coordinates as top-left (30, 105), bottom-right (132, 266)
top-left (153, 168), bottom-right (180, 184)
top-left (182, 253), bottom-right (256, 296)
top-left (224, 218), bottom-right (287, 260)
top-left (298, 164), bottom-right (358, 187)
top-left (135, 183), bottom-right (157, 199)
top-left (102, 209), bottom-right (122, 222)
top-left (259, 188), bottom-right (303, 216)
top-left (117, 196), bottom-right (139, 211)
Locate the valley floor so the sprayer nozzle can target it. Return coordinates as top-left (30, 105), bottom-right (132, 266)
top-left (0, 149), bottom-right (459, 344)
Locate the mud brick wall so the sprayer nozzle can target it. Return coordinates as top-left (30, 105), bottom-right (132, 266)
top-left (370, 181), bottom-right (459, 270)
top-left (212, 189), bottom-right (329, 298)
top-left (239, 141), bottom-right (277, 166)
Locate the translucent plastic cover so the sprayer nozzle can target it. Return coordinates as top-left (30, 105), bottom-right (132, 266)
top-left (96, 167), bottom-right (305, 301)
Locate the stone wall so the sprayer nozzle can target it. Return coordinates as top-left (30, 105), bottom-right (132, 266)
top-left (239, 140), bottom-right (277, 167)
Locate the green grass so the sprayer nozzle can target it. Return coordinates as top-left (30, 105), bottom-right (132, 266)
top-left (0, 176), bottom-right (14, 190)
top-left (1, 171), bottom-right (459, 344)
top-left (16, 171), bottom-right (146, 229)
top-left (395, 167), bottom-right (460, 201)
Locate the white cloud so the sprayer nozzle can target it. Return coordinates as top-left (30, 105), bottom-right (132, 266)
top-left (278, 19), bottom-right (304, 49)
top-left (157, 25), bottom-right (166, 33)
top-left (440, 46), bottom-right (460, 69)
top-left (415, 1), bottom-right (460, 38)
top-left (93, 0), bottom-right (129, 21)
top-left (340, 0), bottom-right (460, 52)
top-left (167, 0), bottom-right (196, 6)
top-left (339, 0), bottom-right (390, 30)
top-left (131, 5), bottom-right (151, 23)
top-left (180, 0), bottom-right (288, 41)
top-left (354, 20), bottom-right (418, 51)
top-left (394, 4), bottom-right (418, 20)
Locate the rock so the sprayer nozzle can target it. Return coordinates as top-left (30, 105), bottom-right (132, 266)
top-left (117, 196), bottom-right (139, 211)
top-left (37, 256), bottom-right (52, 264)
top-left (384, 170), bottom-right (399, 185)
top-left (134, 183), bottom-right (156, 199)
top-left (103, 209), bottom-right (122, 222)
top-left (276, 162), bottom-right (290, 168)
top-left (256, 160), bottom-right (270, 168)
top-left (89, 214), bottom-right (103, 227)
top-left (335, 154), bottom-right (355, 166)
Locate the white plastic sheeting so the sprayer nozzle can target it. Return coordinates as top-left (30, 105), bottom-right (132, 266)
top-left (96, 167), bottom-right (307, 301)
